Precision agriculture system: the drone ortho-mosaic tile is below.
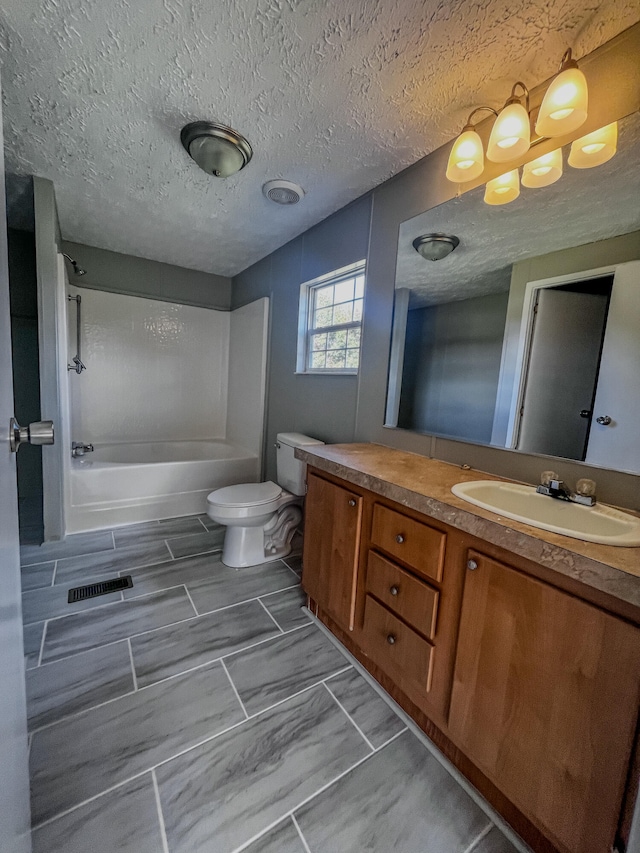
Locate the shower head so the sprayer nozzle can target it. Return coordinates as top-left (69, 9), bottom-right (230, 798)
top-left (63, 253), bottom-right (86, 275)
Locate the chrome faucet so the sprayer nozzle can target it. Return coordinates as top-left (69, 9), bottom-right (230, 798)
top-left (536, 472), bottom-right (596, 506)
top-left (72, 442), bottom-right (94, 458)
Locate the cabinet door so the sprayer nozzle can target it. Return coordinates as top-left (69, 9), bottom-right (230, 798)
top-left (302, 473), bottom-right (363, 630)
top-left (449, 551), bottom-right (640, 853)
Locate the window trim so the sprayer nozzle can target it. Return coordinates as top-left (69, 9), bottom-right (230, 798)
top-left (296, 260), bottom-right (366, 375)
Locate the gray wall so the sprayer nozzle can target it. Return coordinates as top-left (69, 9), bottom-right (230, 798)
top-left (61, 241), bottom-right (232, 310)
top-left (231, 26), bottom-right (640, 511)
top-left (231, 195), bottom-right (372, 482)
top-left (399, 292), bottom-right (508, 443)
top-left (8, 227), bottom-right (43, 541)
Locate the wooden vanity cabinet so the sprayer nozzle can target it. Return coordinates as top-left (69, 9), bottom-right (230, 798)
top-left (449, 550), bottom-right (640, 853)
top-left (301, 472), bottom-right (363, 631)
top-left (301, 465), bottom-right (640, 853)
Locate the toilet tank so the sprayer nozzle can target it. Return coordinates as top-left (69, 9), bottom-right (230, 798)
top-left (276, 433), bottom-right (325, 496)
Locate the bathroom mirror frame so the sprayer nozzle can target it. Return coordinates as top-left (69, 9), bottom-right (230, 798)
top-left (385, 109), bottom-right (640, 476)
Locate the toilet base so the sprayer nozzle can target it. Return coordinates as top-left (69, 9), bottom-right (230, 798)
top-left (220, 505), bottom-right (301, 568)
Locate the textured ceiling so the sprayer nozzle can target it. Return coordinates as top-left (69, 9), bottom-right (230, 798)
top-left (395, 111), bottom-right (640, 308)
top-left (1, 0), bottom-right (638, 277)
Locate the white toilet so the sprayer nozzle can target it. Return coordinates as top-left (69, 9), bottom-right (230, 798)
top-left (206, 432), bottom-right (324, 568)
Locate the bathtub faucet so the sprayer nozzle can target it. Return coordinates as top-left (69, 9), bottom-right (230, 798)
top-left (72, 442), bottom-right (94, 458)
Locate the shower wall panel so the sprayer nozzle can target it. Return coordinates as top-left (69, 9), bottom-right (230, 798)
top-left (67, 287), bottom-right (229, 444)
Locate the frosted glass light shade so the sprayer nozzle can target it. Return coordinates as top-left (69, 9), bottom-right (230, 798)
top-left (487, 102), bottom-right (531, 162)
top-left (568, 122), bottom-right (618, 168)
top-left (522, 148), bottom-right (563, 188)
top-left (484, 170), bottom-right (520, 205)
top-left (535, 67), bottom-right (588, 137)
top-left (446, 129), bottom-right (484, 182)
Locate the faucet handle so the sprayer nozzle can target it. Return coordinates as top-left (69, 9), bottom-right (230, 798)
top-left (575, 478), bottom-right (596, 497)
top-left (540, 470), bottom-right (559, 486)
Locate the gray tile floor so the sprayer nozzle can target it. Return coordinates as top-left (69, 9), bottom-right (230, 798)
top-left (22, 515), bottom-right (524, 853)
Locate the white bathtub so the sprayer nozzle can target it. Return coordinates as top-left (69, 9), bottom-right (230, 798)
top-left (66, 440), bottom-right (259, 533)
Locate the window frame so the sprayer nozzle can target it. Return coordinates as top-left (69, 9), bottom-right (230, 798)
top-left (296, 260), bottom-right (366, 375)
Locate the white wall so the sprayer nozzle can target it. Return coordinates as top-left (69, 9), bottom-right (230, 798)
top-left (226, 297), bottom-right (269, 459)
top-left (67, 287), bottom-right (230, 444)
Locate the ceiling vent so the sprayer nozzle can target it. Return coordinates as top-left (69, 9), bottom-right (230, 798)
top-left (262, 180), bottom-right (305, 205)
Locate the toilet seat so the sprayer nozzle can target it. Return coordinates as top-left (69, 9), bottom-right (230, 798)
top-left (207, 481), bottom-right (282, 509)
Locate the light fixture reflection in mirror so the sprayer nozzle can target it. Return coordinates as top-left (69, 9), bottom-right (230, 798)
top-left (484, 169), bottom-right (520, 205)
top-left (522, 149), bottom-right (563, 188)
top-left (569, 121), bottom-right (618, 168)
top-left (388, 110), bottom-right (640, 476)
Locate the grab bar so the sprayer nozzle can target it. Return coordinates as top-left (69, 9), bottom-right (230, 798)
top-left (67, 294), bottom-right (86, 373)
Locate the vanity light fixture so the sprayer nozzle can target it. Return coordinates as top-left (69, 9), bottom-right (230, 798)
top-left (522, 148), bottom-right (563, 188)
top-left (568, 121), bottom-right (618, 168)
top-left (484, 169), bottom-right (520, 205)
top-left (445, 107), bottom-right (497, 183)
top-left (487, 83), bottom-right (531, 163)
top-left (412, 233), bottom-right (460, 261)
top-left (535, 48), bottom-right (588, 138)
top-left (181, 121), bottom-right (253, 178)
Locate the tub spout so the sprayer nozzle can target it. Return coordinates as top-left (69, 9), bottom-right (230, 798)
top-left (72, 442), bottom-right (94, 458)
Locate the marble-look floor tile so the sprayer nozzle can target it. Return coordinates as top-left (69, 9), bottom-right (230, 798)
top-left (260, 586), bottom-right (310, 632)
top-left (38, 773), bottom-right (168, 852)
top-left (131, 599), bottom-right (280, 688)
top-left (283, 554), bottom-right (303, 576)
top-left (24, 622), bottom-right (44, 669)
top-left (472, 825), bottom-right (521, 853)
top-left (27, 641), bottom-right (134, 730)
top-left (156, 685), bottom-right (370, 853)
top-left (21, 561), bottom-right (55, 591)
top-left (22, 581), bottom-right (123, 626)
top-left (166, 528), bottom-right (225, 559)
top-left (54, 540), bottom-right (172, 585)
top-left (197, 514), bottom-right (221, 532)
top-left (123, 552), bottom-right (220, 599)
top-left (114, 515), bottom-right (206, 547)
top-left (21, 530), bottom-right (114, 567)
top-left (295, 730), bottom-right (491, 852)
top-left (41, 587), bottom-right (195, 663)
top-left (242, 818), bottom-right (307, 853)
top-left (224, 623), bottom-right (349, 715)
top-left (31, 774), bottom-right (164, 853)
top-left (30, 660), bottom-right (244, 825)
top-left (325, 667), bottom-right (406, 748)
top-left (186, 558), bottom-right (299, 615)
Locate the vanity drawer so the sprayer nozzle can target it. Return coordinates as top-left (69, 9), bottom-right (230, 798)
top-left (370, 504), bottom-right (446, 582)
top-left (362, 595), bottom-right (435, 694)
top-left (366, 551), bottom-right (439, 640)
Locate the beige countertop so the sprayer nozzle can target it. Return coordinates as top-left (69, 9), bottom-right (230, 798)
top-left (296, 443), bottom-right (640, 611)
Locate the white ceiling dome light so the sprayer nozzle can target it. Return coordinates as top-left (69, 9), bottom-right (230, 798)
top-left (181, 121), bottom-right (253, 178)
top-left (262, 180), bottom-right (306, 205)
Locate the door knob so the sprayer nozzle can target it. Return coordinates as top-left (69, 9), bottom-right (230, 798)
top-left (348, 499), bottom-right (356, 507)
top-left (9, 418), bottom-right (55, 453)
top-left (596, 415), bottom-right (612, 426)
top-left (395, 534), bottom-right (405, 544)
top-left (467, 559), bottom-right (478, 571)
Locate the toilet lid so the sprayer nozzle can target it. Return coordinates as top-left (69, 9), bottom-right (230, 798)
top-left (208, 481), bottom-right (283, 508)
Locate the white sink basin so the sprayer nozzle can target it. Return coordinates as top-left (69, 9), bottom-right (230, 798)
top-left (451, 481), bottom-right (640, 547)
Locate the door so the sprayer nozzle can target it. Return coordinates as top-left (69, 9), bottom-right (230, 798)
top-left (517, 287), bottom-right (609, 459)
top-left (0, 74), bottom-right (33, 852)
top-left (301, 472), bottom-right (362, 631)
top-left (586, 261), bottom-right (640, 472)
top-left (449, 551), bottom-right (640, 853)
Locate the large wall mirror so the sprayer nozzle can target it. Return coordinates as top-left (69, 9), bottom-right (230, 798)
top-left (386, 110), bottom-right (640, 475)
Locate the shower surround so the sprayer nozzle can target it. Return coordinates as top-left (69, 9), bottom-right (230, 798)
top-left (58, 271), bottom-right (268, 533)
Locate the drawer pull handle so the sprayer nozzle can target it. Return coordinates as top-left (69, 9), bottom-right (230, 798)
top-left (390, 585), bottom-right (399, 596)
top-left (387, 634), bottom-right (397, 645)
top-left (467, 559), bottom-right (478, 571)
top-left (395, 534), bottom-right (405, 544)
top-left (348, 499), bottom-right (356, 507)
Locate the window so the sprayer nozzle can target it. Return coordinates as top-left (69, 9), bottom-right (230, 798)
top-left (296, 260), bottom-right (366, 374)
